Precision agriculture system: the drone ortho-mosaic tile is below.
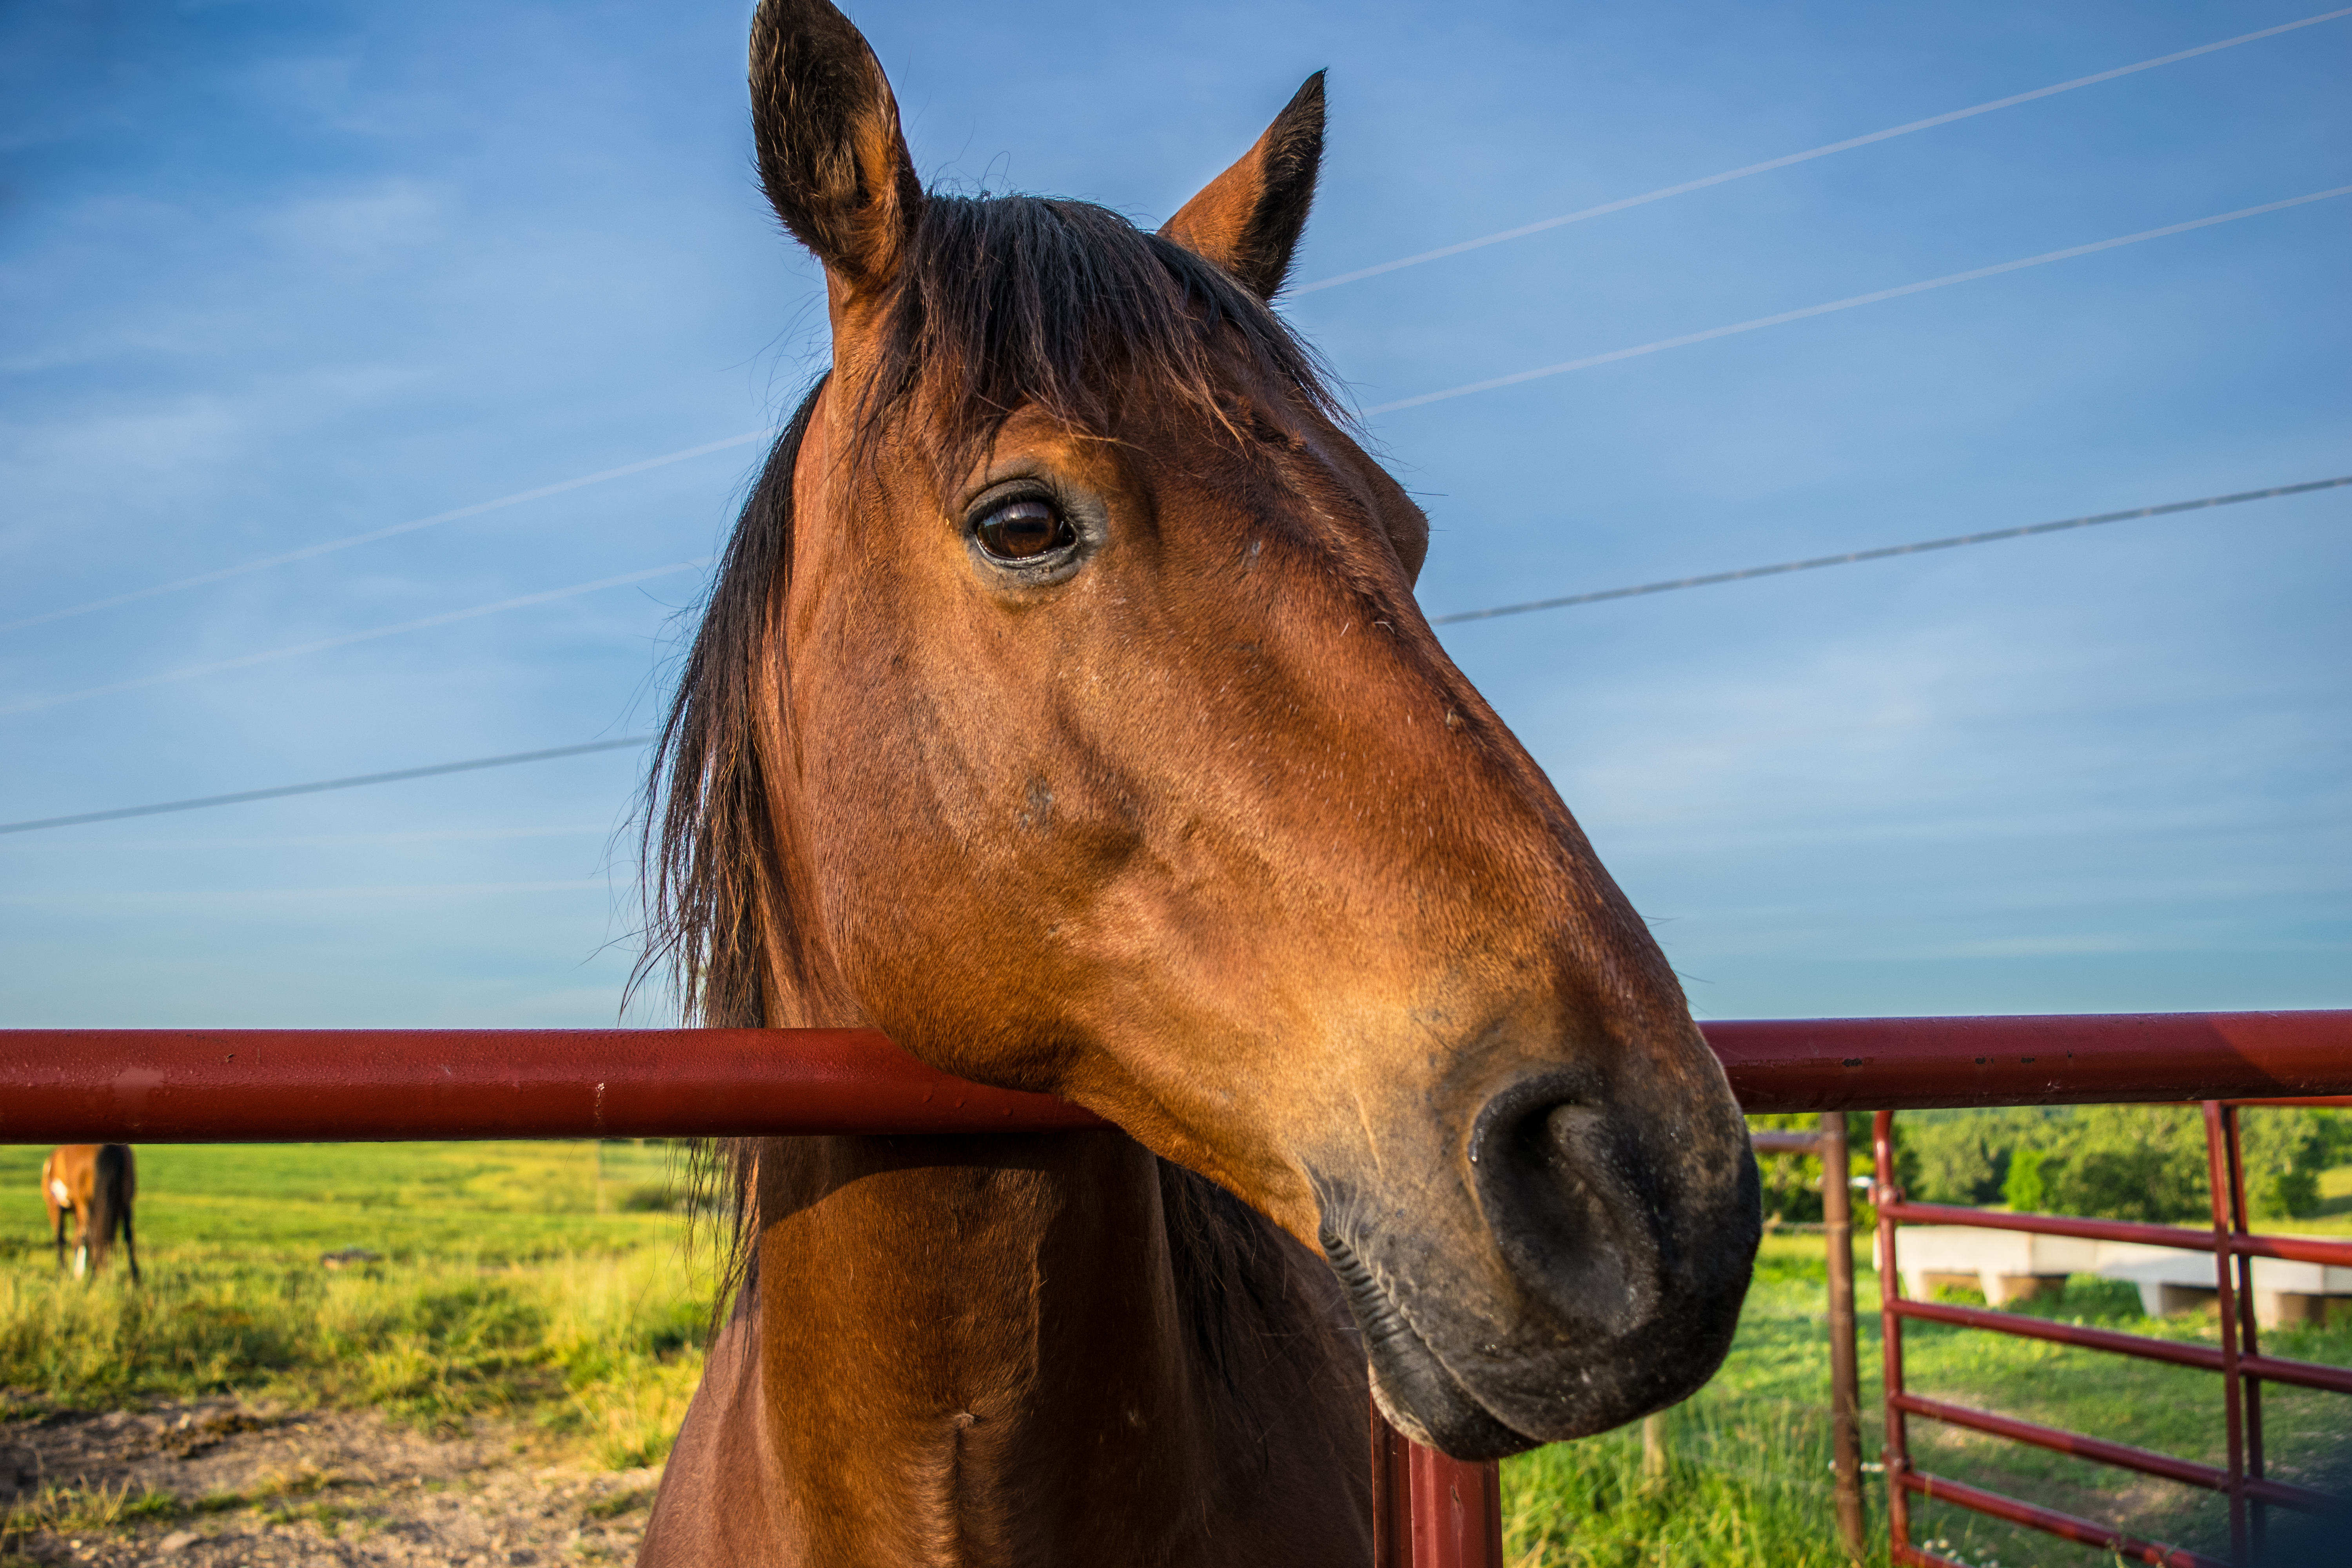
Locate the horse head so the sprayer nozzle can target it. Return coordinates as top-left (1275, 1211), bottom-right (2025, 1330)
top-left (654, 0), bottom-right (1760, 1461)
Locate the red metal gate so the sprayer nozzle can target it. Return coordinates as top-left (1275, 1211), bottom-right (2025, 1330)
top-left (4, 1011), bottom-right (2348, 1566)
top-left (1873, 1097), bottom-right (2352, 1568)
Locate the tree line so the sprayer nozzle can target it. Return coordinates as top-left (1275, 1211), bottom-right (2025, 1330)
top-left (1746, 1106), bottom-right (2350, 1226)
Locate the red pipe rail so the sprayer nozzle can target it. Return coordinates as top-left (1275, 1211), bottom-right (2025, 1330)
top-left (0, 1027), bottom-right (1107, 1143)
top-left (4, 1011), bottom-right (2348, 1143)
top-left (1702, 1011), bottom-right (2352, 1112)
top-left (2, 1011), bottom-right (2347, 1568)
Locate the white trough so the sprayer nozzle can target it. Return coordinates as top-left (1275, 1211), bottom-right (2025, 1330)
top-left (1884, 1225), bottom-right (2352, 1328)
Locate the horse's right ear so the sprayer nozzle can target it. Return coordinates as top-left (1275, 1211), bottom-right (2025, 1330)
top-left (750, 0), bottom-right (923, 295)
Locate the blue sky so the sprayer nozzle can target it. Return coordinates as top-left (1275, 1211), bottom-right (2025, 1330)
top-left (1, 0), bottom-right (2344, 1027)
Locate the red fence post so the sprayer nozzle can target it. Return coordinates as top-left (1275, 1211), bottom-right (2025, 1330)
top-left (1370, 1409), bottom-right (1503, 1568)
top-left (2201, 1100), bottom-right (2252, 1562)
top-left (1820, 1111), bottom-right (1867, 1560)
top-left (1875, 1095), bottom-right (2352, 1568)
top-left (2219, 1103), bottom-right (2269, 1561)
top-left (1873, 1110), bottom-right (1918, 1563)
top-left (1407, 1443), bottom-right (1504, 1568)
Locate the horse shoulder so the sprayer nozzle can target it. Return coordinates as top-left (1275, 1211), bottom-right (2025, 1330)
top-left (638, 1287), bottom-right (797, 1565)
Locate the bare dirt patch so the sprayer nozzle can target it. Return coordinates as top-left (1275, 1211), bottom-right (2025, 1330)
top-left (0, 1397), bottom-right (652, 1565)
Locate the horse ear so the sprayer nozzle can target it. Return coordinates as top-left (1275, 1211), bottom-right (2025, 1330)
top-left (750, 0), bottom-right (924, 294)
top-left (1161, 72), bottom-right (1326, 300)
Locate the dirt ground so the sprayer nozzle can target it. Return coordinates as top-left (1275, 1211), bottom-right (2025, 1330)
top-left (0, 1398), bottom-right (654, 1565)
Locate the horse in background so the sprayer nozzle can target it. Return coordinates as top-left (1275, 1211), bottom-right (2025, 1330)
top-left (41, 1144), bottom-right (140, 1283)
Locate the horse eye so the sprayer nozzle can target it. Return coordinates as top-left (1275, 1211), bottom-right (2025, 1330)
top-left (974, 498), bottom-right (1074, 562)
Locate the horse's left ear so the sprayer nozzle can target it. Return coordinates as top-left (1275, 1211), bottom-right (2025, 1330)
top-left (1161, 72), bottom-right (1326, 301)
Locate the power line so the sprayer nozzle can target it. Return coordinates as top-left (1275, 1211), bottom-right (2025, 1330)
top-left (0, 430), bottom-right (772, 637)
top-left (1428, 475), bottom-right (2350, 626)
top-left (1292, 7), bottom-right (2352, 296)
top-left (0, 558), bottom-right (710, 718)
top-left (0, 737), bottom-right (656, 837)
top-left (12, 12), bottom-right (2341, 643)
top-left (6, 474), bottom-right (2336, 837)
top-left (1363, 185), bottom-right (2352, 416)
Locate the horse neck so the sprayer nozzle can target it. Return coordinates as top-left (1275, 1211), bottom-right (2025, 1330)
top-left (713, 788), bottom-right (1370, 1561)
top-left (747, 1128), bottom-right (1220, 1563)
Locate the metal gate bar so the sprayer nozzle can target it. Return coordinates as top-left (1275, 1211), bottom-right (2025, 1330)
top-left (1883, 1293), bottom-right (2352, 1392)
top-left (1873, 1095), bottom-right (2352, 1568)
top-left (7, 1013), bottom-right (2351, 1143)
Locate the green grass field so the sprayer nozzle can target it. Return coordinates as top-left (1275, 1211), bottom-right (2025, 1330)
top-left (1505, 1207), bottom-right (2352, 1568)
top-left (0, 1140), bottom-right (710, 1470)
top-left (3, 1143), bottom-right (2347, 1566)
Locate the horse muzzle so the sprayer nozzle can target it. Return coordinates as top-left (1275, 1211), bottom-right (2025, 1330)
top-left (1314, 1067), bottom-right (1762, 1460)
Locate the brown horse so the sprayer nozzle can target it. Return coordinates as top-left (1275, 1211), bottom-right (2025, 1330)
top-left (633, 3), bottom-right (1760, 1561)
top-left (41, 1144), bottom-right (139, 1283)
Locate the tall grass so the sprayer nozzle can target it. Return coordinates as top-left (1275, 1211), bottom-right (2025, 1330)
top-left (0, 1247), bottom-right (708, 1469)
top-left (7, 1138), bottom-right (2347, 1553)
top-left (1504, 1396), bottom-right (1875, 1567)
top-left (1503, 1234), bottom-right (2352, 1567)
top-left (0, 1140), bottom-right (710, 1470)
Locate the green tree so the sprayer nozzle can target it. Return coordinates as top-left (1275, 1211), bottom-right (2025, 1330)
top-left (1912, 1119), bottom-right (2007, 1205)
top-left (2241, 1106), bottom-right (2349, 1220)
top-left (1742, 1112), bottom-right (1906, 1225)
top-left (2263, 1167), bottom-right (2321, 1220)
top-left (1820, 1105), bottom-right (2348, 1227)
top-left (2039, 1105), bottom-right (2209, 1223)
top-left (2003, 1149), bottom-right (2046, 1213)
top-left (1900, 1107), bottom-right (2071, 1205)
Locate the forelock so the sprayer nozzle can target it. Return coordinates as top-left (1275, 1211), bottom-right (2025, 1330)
top-left (845, 192), bottom-right (1345, 478)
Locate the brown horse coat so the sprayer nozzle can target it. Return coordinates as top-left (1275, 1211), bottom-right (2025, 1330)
top-left (42, 1143), bottom-right (140, 1283)
top-left (635, 4), bottom-right (1760, 1563)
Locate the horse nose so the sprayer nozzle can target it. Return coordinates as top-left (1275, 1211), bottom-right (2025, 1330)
top-left (1469, 1073), bottom-right (1667, 1337)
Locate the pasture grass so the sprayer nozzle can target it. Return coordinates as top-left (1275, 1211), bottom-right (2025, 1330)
top-left (1501, 1230), bottom-right (2352, 1567)
top-left (1503, 1238), bottom-right (1876, 1567)
top-left (1, 1479), bottom-right (181, 1536)
top-left (6, 1142), bottom-right (2350, 1565)
top-left (0, 1140), bottom-right (708, 1470)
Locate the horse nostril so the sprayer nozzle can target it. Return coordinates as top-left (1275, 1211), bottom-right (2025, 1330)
top-left (1470, 1075), bottom-right (1663, 1337)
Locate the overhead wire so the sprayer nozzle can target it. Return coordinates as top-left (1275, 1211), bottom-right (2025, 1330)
top-left (5, 473), bottom-right (2335, 837)
top-left (31, 185), bottom-right (2343, 718)
top-left (0, 559), bottom-right (710, 718)
top-left (4, 23), bottom-right (2343, 833)
top-left (1291, 6), bottom-right (2352, 295)
top-left (1364, 185), bottom-right (2352, 416)
top-left (0, 430), bottom-right (772, 636)
top-left (1426, 475), bottom-right (2350, 625)
top-left (0, 738), bottom-right (656, 837)
top-left (11, 11), bottom-right (2339, 638)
